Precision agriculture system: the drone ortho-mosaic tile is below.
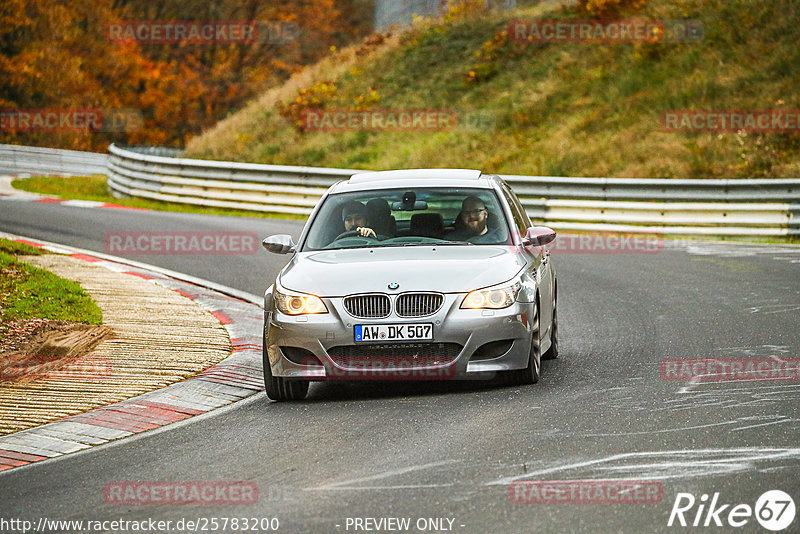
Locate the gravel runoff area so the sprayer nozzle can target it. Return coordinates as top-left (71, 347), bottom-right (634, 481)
top-left (0, 253), bottom-right (232, 435)
top-left (0, 234), bottom-right (265, 470)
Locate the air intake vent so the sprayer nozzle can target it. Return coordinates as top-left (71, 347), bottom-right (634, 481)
top-left (328, 343), bottom-right (462, 369)
top-left (395, 293), bottom-right (444, 317)
top-left (344, 294), bottom-right (391, 318)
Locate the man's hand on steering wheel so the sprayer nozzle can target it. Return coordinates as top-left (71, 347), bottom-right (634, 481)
top-left (335, 227), bottom-right (377, 240)
top-left (356, 226), bottom-right (376, 238)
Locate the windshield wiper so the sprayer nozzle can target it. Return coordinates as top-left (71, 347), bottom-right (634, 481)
top-left (324, 245), bottom-right (381, 250)
top-left (400, 240), bottom-right (473, 246)
top-left (326, 240), bottom-right (475, 249)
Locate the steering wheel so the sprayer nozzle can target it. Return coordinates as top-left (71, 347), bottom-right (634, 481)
top-left (334, 230), bottom-right (379, 240)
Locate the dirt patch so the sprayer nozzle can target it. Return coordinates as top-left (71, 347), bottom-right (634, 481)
top-left (0, 319), bottom-right (114, 383)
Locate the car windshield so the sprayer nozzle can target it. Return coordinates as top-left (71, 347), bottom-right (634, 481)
top-left (303, 187), bottom-right (511, 251)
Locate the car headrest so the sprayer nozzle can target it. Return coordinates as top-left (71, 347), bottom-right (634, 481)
top-left (410, 213), bottom-right (444, 238)
top-left (367, 198), bottom-right (396, 236)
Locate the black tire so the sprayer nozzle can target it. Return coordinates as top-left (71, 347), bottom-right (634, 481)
top-left (263, 338), bottom-right (309, 401)
top-left (542, 294), bottom-right (558, 361)
top-left (500, 298), bottom-right (540, 386)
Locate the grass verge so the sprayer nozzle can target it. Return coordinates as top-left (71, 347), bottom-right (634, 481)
top-left (0, 239), bottom-right (102, 342)
top-left (185, 0), bottom-right (800, 179)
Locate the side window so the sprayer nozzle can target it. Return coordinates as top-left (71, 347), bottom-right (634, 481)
top-left (499, 182), bottom-right (528, 237)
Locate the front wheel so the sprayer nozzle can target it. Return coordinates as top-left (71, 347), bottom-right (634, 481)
top-left (500, 300), bottom-right (540, 386)
top-left (542, 294), bottom-right (558, 361)
top-left (263, 339), bottom-right (309, 401)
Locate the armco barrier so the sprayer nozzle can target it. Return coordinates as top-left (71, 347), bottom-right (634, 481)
top-left (107, 145), bottom-right (798, 237)
top-left (107, 144), bottom-right (350, 215)
top-left (2, 143), bottom-right (798, 236)
top-left (504, 174), bottom-right (800, 203)
top-left (0, 144), bottom-right (107, 176)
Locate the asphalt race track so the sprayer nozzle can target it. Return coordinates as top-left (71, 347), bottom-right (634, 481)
top-left (1, 200), bottom-right (799, 533)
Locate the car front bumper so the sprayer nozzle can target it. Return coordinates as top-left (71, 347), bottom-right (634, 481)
top-left (265, 294), bottom-right (536, 381)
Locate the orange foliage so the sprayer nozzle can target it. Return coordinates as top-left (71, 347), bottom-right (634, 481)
top-left (577, 0), bottom-right (648, 18)
top-left (0, 0), bottom-right (372, 150)
top-left (277, 81), bottom-right (338, 131)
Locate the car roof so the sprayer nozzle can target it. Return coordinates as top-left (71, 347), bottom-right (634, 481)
top-left (331, 168), bottom-right (495, 193)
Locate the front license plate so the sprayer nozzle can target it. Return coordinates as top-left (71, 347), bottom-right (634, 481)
top-left (354, 323), bottom-right (433, 342)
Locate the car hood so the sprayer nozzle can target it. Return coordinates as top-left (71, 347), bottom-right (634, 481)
top-left (278, 246), bottom-right (526, 296)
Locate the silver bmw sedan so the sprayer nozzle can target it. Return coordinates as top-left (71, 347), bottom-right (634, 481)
top-left (261, 169), bottom-right (558, 401)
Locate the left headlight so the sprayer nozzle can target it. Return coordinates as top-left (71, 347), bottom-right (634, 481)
top-left (274, 289), bottom-right (328, 315)
top-left (461, 282), bottom-right (520, 310)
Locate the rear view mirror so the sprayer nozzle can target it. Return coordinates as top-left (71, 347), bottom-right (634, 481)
top-left (262, 235), bottom-right (296, 254)
top-left (523, 226), bottom-right (556, 246)
top-left (391, 200), bottom-right (428, 211)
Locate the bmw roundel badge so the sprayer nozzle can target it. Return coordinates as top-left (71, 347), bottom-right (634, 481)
top-left (388, 282), bottom-right (399, 290)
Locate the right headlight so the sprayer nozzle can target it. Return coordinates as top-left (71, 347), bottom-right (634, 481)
top-left (460, 282), bottom-right (520, 309)
top-left (274, 289), bottom-right (328, 315)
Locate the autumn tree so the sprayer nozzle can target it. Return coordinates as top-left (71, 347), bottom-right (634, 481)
top-left (1, 0), bottom-right (375, 150)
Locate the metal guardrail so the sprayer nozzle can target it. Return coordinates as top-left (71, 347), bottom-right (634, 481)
top-left (107, 144), bottom-right (354, 215)
top-left (0, 144), bottom-right (108, 176)
top-left (1, 143), bottom-right (797, 237)
top-left (504, 174), bottom-right (800, 203)
top-left (106, 144), bottom-right (799, 237)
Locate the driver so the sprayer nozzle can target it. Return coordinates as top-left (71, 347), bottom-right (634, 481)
top-left (341, 201), bottom-right (377, 238)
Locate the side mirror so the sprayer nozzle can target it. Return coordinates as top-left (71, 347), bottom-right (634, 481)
top-left (523, 226), bottom-right (556, 247)
top-left (262, 235), bottom-right (296, 254)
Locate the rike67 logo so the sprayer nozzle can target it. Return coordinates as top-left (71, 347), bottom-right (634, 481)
top-left (668, 490), bottom-right (795, 531)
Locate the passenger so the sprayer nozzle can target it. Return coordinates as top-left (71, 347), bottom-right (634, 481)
top-left (446, 196), bottom-right (501, 244)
